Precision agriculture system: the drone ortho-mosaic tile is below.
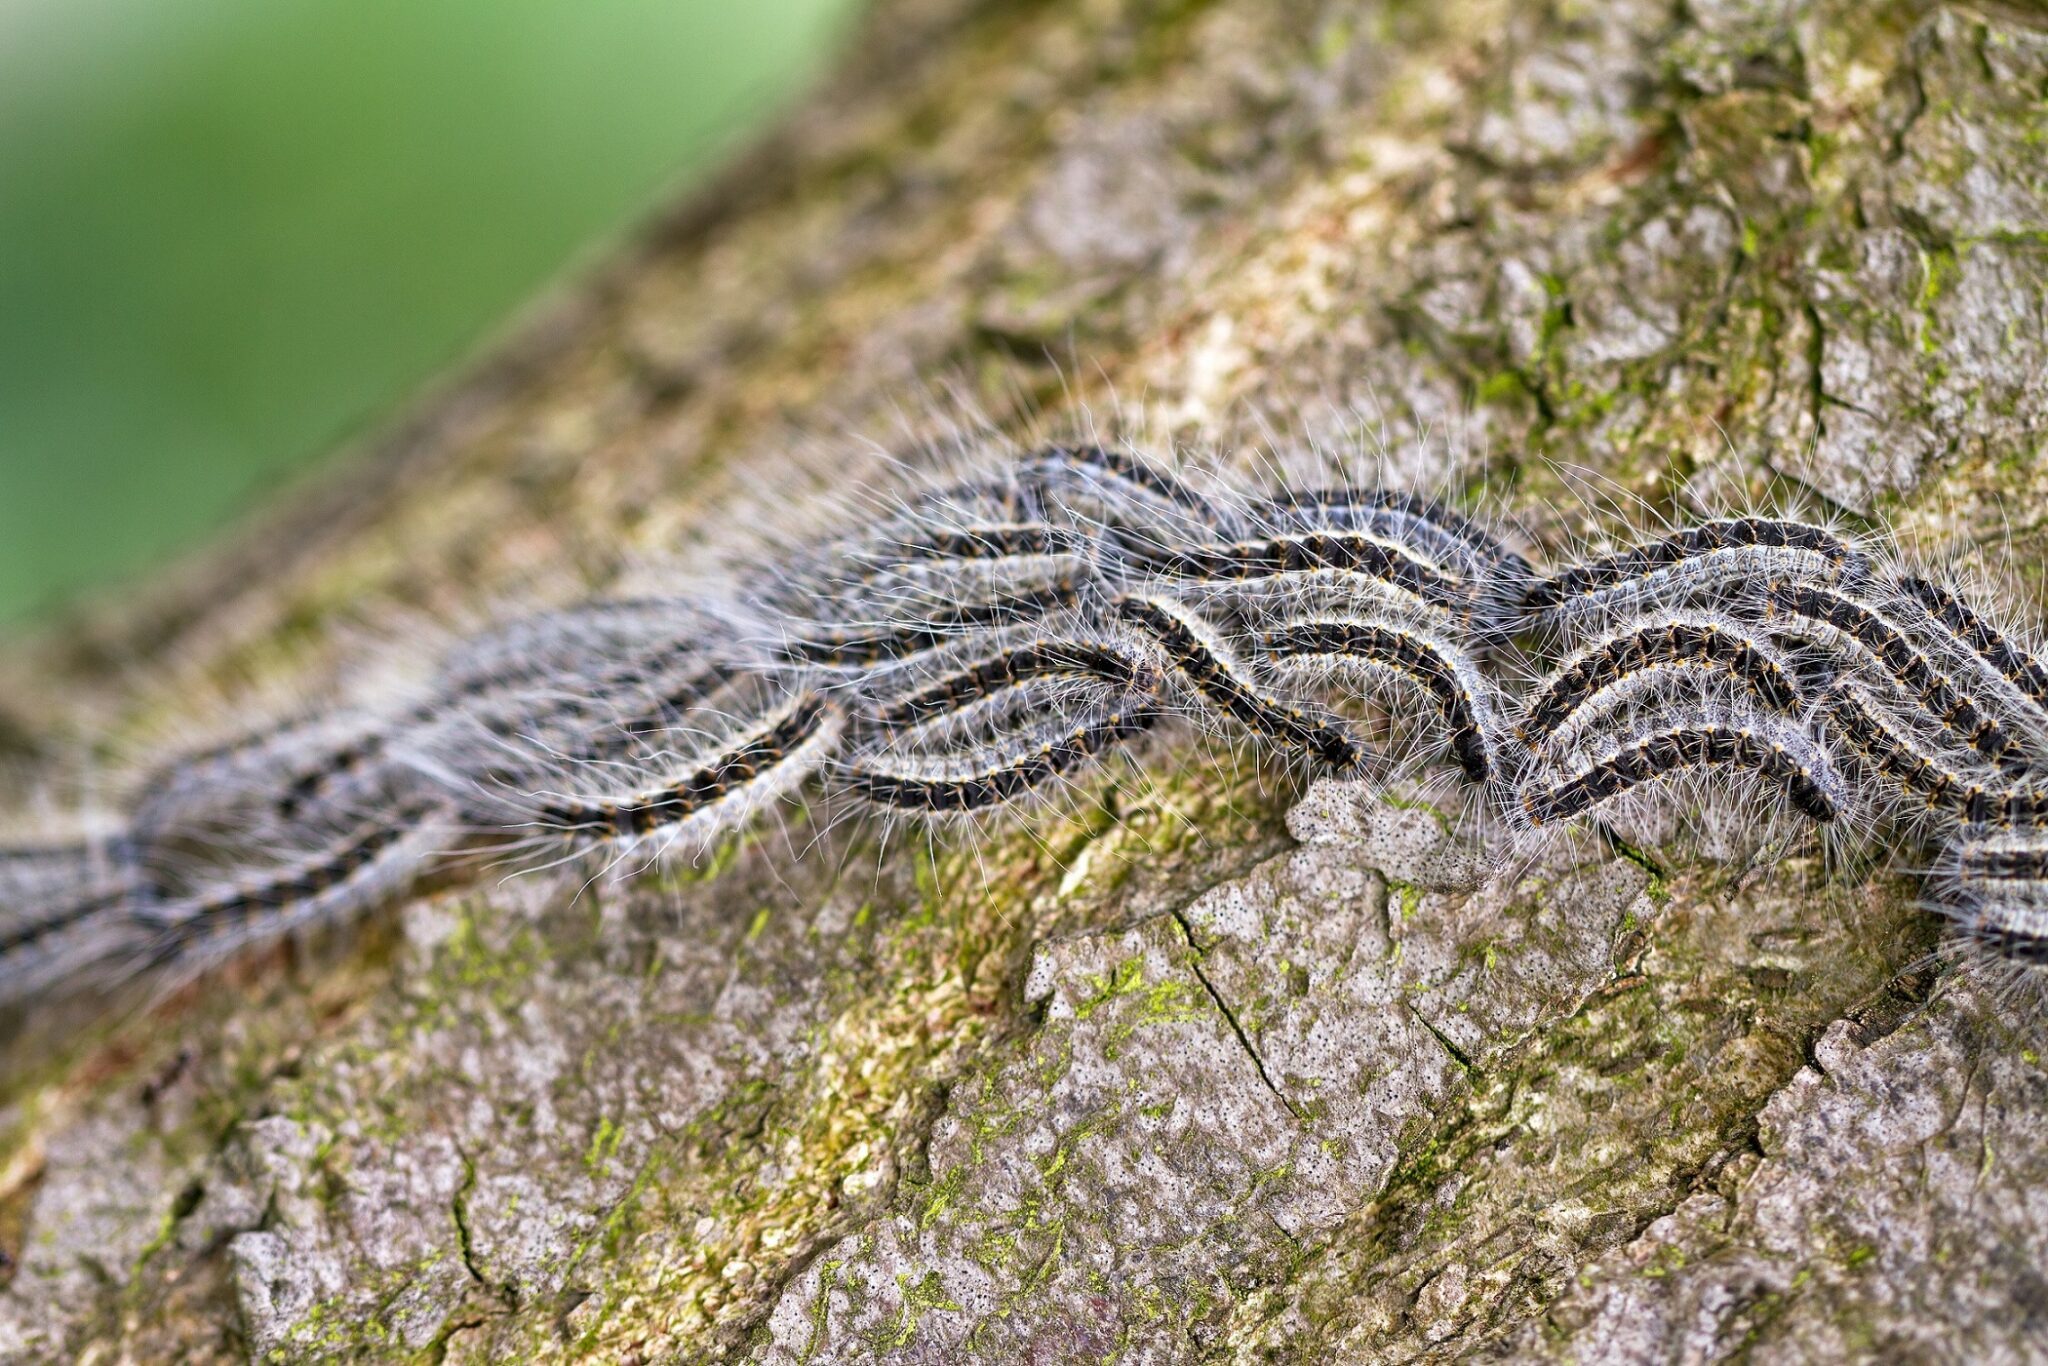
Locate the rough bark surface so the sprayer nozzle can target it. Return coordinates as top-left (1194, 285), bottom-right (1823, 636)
top-left (3, 0), bottom-right (2047, 1360)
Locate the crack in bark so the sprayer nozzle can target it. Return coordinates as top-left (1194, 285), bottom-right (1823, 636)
top-left (1801, 298), bottom-right (1832, 447)
top-left (1170, 908), bottom-right (1307, 1126)
top-left (1405, 1000), bottom-right (1477, 1073)
top-left (450, 1145), bottom-right (512, 1311)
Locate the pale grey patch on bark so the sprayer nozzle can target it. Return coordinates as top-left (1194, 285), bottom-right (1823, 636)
top-left (1524, 987), bottom-right (2048, 1362)
top-left (758, 802), bottom-right (1646, 1362)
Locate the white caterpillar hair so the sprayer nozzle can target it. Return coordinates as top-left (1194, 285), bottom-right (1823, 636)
top-left (6, 433), bottom-right (2048, 1027)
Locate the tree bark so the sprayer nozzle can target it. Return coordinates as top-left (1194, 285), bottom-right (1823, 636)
top-left (4, 0), bottom-right (2048, 1359)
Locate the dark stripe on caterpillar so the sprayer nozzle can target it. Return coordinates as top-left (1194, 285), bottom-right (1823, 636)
top-left (842, 700), bottom-right (1163, 812)
top-left (0, 841), bottom-right (108, 868)
top-left (1963, 788), bottom-right (2048, 829)
top-left (295, 642), bottom-right (736, 815)
top-left (1255, 618), bottom-right (1493, 782)
top-left (1817, 681), bottom-right (1980, 812)
top-left (276, 733), bottom-right (388, 820)
top-left (1519, 720), bottom-right (1839, 827)
top-left (1016, 444), bottom-right (1233, 531)
top-left (777, 581), bottom-right (1085, 667)
top-left (1955, 844), bottom-right (2048, 883)
top-left (1899, 575), bottom-right (2048, 711)
top-left (1115, 596), bottom-right (1363, 772)
top-left (0, 852), bottom-right (143, 1004)
top-left (1252, 487), bottom-right (1533, 583)
top-left (1965, 922), bottom-right (2048, 967)
top-left (429, 598), bottom-right (711, 699)
top-left (492, 659), bottom-right (737, 766)
top-left (533, 693), bottom-right (834, 838)
top-left (139, 807), bottom-right (432, 938)
top-left (866, 522), bottom-right (1081, 564)
top-left (131, 716), bottom-right (387, 855)
top-left (1766, 582), bottom-right (2026, 773)
top-left (1814, 682), bottom-right (2048, 825)
top-left (1, 885), bottom-right (130, 959)
top-left (1523, 518), bottom-right (1863, 615)
top-left (867, 638), bottom-right (1151, 730)
top-left (829, 528), bottom-right (1091, 610)
top-left (1111, 530), bottom-right (1473, 617)
top-left (1938, 828), bottom-right (2048, 965)
top-left (1517, 617), bottom-right (1802, 749)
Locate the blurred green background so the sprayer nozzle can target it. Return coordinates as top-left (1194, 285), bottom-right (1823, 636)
top-left (0, 0), bottom-right (858, 629)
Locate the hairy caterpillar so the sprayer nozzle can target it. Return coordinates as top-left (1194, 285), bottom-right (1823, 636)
top-left (840, 700), bottom-right (1164, 813)
top-left (1112, 594), bottom-right (1364, 772)
top-left (1926, 818), bottom-right (2048, 969)
top-left (1513, 713), bottom-right (1844, 829)
top-left (1108, 527), bottom-right (1474, 622)
top-left (137, 804), bottom-right (443, 964)
top-left (5, 441), bottom-right (2048, 1023)
top-left (1252, 617), bottom-right (1496, 783)
top-left (1520, 517), bottom-right (1867, 623)
top-left (1762, 581), bottom-right (2028, 773)
top-left (1513, 615), bottom-right (1803, 753)
top-left (1252, 486), bottom-right (1534, 585)
top-left (862, 634), bottom-right (1151, 730)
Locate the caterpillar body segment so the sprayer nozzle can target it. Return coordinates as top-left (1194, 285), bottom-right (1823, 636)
top-left (770, 578), bottom-right (1090, 669)
top-left (826, 560), bottom-right (1096, 640)
top-left (1245, 487), bottom-right (1533, 637)
top-left (1807, 680), bottom-right (2048, 834)
top-left (1113, 595), bottom-right (1364, 774)
top-left (414, 650), bottom-right (738, 777)
top-left (1952, 842), bottom-right (2048, 885)
top-left (1514, 614), bottom-right (1804, 757)
top-left (130, 712), bottom-right (380, 832)
top-left (859, 521), bottom-right (1083, 567)
top-left (136, 598), bottom-right (744, 853)
top-left (1762, 581), bottom-right (2031, 775)
top-left (1512, 714), bottom-right (1843, 830)
top-left (784, 517), bottom-right (1097, 617)
top-left (1, 838), bottom-right (129, 908)
top-left (1897, 574), bottom-right (2048, 721)
top-left (135, 806), bottom-right (450, 976)
top-left (370, 597), bottom-right (750, 806)
top-left (1251, 616), bottom-right (1498, 784)
top-left (838, 696), bottom-right (1166, 814)
top-left (1813, 680), bottom-right (1976, 810)
top-left (860, 631), bottom-right (1158, 732)
top-left (832, 623), bottom-right (1168, 825)
top-left (0, 841), bottom-right (145, 1008)
top-left (524, 694), bottom-right (838, 835)
top-left (0, 891), bottom-right (142, 1009)
top-left (428, 597), bottom-right (730, 705)
top-left (134, 808), bottom-right (433, 933)
top-left (1521, 518), bottom-right (1868, 626)
top-left (1933, 826), bottom-right (2048, 966)
top-left (128, 711), bottom-right (400, 878)
top-left (474, 689), bottom-right (844, 859)
top-left (1251, 487), bottom-right (1532, 580)
top-left (1012, 444), bottom-right (1238, 540)
top-left (1, 879), bottom-right (128, 963)
top-left (1104, 526), bottom-right (1478, 626)
top-left (393, 606), bottom-right (771, 820)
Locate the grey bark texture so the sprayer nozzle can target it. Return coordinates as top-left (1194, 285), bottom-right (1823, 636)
top-left (3, 0), bottom-right (2048, 1360)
